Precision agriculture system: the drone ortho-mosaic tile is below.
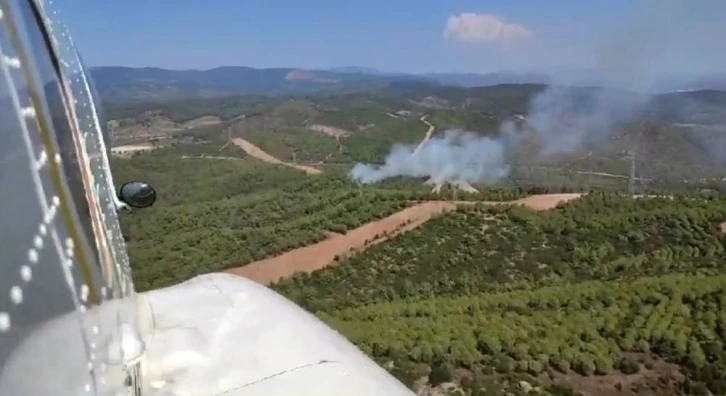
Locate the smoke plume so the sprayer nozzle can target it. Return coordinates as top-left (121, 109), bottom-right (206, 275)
top-left (526, 0), bottom-right (726, 160)
top-left (349, 129), bottom-right (514, 185)
top-left (350, 0), bottom-right (726, 186)
top-left (527, 0), bottom-right (685, 157)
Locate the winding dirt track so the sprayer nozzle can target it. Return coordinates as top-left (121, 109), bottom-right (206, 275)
top-left (412, 115), bottom-right (435, 155)
top-left (230, 138), bottom-right (322, 175)
top-left (228, 193), bottom-right (583, 285)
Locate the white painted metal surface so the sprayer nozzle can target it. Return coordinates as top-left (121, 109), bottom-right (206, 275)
top-left (137, 273), bottom-right (415, 396)
top-left (1, 273), bottom-right (417, 396)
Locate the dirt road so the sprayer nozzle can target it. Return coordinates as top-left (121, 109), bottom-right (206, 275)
top-left (228, 193), bottom-right (583, 285)
top-left (180, 155), bottom-right (244, 161)
top-left (228, 114), bottom-right (430, 176)
top-left (514, 193), bottom-right (583, 210)
top-left (222, 118), bottom-right (586, 284)
top-left (230, 138), bottom-right (322, 175)
top-left (412, 115), bottom-right (435, 155)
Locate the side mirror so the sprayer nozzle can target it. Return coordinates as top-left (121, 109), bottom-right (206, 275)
top-left (118, 181), bottom-right (157, 209)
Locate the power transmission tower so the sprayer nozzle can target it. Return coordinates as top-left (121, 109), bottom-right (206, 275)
top-left (628, 150), bottom-right (636, 196)
top-left (627, 118), bottom-right (647, 196)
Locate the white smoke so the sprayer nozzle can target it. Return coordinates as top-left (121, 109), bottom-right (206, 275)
top-left (349, 0), bottom-right (726, 186)
top-left (349, 129), bottom-right (513, 185)
top-left (525, 86), bottom-right (646, 156)
top-left (527, 0), bottom-right (726, 157)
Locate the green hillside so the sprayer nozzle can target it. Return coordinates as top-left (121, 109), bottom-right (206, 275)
top-left (109, 82), bottom-right (726, 395)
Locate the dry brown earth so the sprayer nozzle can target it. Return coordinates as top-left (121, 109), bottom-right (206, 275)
top-left (228, 194), bottom-right (583, 285)
top-left (230, 138), bottom-right (322, 174)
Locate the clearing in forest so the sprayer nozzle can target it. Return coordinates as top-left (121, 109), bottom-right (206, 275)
top-left (228, 193), bottom-right (583, 285)
top-left (110, 143), bottom-right (158, 157)
top-left (307, 124), bottom-right (350, 139)
top-left (230, 138), bottom-right (322, 174)
top-left (540, 356), bottom-right (683, 396)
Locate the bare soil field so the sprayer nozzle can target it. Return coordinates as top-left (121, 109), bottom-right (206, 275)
top-left (540, 356), bottom-right (683, 396)
top-left (513, 193), bottom-right (583, 210)
top-left (108, 113), bottom-right (222, 145)
top-left (110, 143), bottom-right (158, 157)
top-left (228, 193), bottom-right (583, 285)
top-left (308, 124), bottom-right (350, 139)
top-left (416, 355), bottom-right (682, 396)
top-left (182, 115), bottom-right (222, 129)
top-left (230, 138), bottom-right (322, 175)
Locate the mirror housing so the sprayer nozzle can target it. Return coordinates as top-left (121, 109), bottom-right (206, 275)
top-left (118, 181), bottom-right (157, 209)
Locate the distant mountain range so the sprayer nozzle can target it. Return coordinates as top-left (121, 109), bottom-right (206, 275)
top-left (90, 66), bottom-right (426, 100)
top-left (90, 65), bottom-right (726, 101)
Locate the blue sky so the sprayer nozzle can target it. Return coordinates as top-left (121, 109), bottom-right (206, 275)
top-left (59, 0), bottom-right (726, 75)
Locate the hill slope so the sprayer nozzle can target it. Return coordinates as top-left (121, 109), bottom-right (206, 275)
top-left (104, 83), bottom-right (726, 193)
top-left (91, 66), bottom-right (428, 99)
top-left (92, 65), bottom-right (726, 100)
top-left (109, 90), bottom-right (726, 395)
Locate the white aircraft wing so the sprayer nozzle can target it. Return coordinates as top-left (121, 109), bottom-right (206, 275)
top-left (138, 273), bottom-right (414, 396)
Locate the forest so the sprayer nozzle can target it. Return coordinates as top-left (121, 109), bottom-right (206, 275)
top-left (274, 193), bottom-right (726, 395)
top-left (322, 273), bottom-right (726, 395)
top-left (107, 85), bottom-right (726, 194)
top-left (239, 127), bottom-right (340, 164)
top-left (113, 136), bottom-right (726, 394)
top-left (113, 144), bottom-right (523, 291)
top-left (107, 85), bottom-right (726, 394)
